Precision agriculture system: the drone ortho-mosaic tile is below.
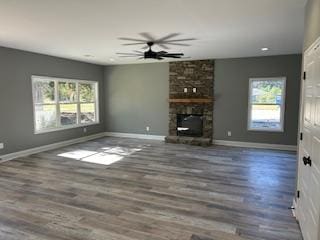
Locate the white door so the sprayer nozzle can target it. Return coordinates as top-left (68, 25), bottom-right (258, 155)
top-left (297, 38), bottom-right (320, 240)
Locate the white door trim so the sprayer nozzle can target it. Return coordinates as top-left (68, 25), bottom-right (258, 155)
top-left (296, 36), bottom-right (320, 240)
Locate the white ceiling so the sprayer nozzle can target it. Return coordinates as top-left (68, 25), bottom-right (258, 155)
top-left (0, 0), bottom-right (306, 65)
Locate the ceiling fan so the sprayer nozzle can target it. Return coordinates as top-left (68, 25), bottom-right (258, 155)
top-left (117, 33), bottom-right (195, 60)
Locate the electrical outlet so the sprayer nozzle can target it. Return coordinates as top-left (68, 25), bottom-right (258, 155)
top-left (146, 126), bottom-right (150, 132)
top-left (83, 128), bottom-right (87, 133)
top-left (227, 131), bottom-right (232, 137)
top-left (0, 143), bottom-right (4, 149)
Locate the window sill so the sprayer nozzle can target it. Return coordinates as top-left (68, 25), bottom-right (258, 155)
top-left (34, 122), bottom-right (100, 135)
top-left (247, 128), bottom-right (284, 133)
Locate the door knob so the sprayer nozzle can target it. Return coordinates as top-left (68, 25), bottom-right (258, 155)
top-left (303, 156), bottom-right (312, 166)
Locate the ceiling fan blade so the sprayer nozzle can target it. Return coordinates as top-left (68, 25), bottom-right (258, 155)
top-left (155, 33), bottom-right (181, 43)
top-left (122, 43), bottom-right (147, 46)
top-left (133, 50), bottom-right (144, 54)
top-left (163, 53), bottom-right (184, 56)
top-left (157, 51), bottom-right (168, 54)
top-left (158, 44), bottom-right (170, 50)
top-left (141, 45), bottom-right (149, 50)
top-left (163, 43), bottom-right (191, 47)
top-left (118, 37), bottom-right (146, 42)
top-left (162, 38), bottom-right (197, 43)
top-left (138, 57), bottom-right (145, 59)
top-left (139, 32), bottom-right (155, 41)
top-left (116, 52), bottom-right (142, 55)
top-left (163, 55), bottom-right (182, 58)
top-left (119, 55), bottom-right (143, 58)
top-left (116, 52), bottom-right (143, 56)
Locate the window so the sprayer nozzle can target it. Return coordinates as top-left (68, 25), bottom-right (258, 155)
top-left (32, 76), bottom-right (99, 134)
top-left (248, 77), bottom-right (286, 132)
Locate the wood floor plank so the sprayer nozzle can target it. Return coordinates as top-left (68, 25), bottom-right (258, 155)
top-left (0, 137), bottom-right (302, 240)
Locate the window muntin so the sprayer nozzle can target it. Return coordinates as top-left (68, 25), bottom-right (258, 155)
top-left (32, 76), bottom-right (99, 134)
top-left (248, 77), bottom-right (286, 132)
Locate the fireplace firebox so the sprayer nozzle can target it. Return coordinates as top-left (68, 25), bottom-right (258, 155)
top-left (177, 114), bottom-right (203, 137)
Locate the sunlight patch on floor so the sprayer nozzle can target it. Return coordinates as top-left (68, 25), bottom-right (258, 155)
top-left (58, 150), bottom-right (97, 160)
top-left (102, 146), bottom-right (142, 155)
top-left (82, 152), bottom-right (123, 165)
top-left (57, 146), bottom-right (143, 165)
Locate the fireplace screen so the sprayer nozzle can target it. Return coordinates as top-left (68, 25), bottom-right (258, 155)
top-left (177, 114), bottom-right (203, 137)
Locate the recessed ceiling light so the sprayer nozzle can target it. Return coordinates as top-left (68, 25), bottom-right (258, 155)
top-left (84, 54), bottom-right (93, 58)
top-left (261, 47), bottom-right (269, 51)
top-left (109, 58), bottom-right (115, 62)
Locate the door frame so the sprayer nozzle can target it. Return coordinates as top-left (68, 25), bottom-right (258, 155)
top-left (293, 45), bottom-right (306, 220)
top-left (296, 35), bottom-right (320, 238)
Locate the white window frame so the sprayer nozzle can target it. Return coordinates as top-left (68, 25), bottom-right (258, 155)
top-left (32, 75), bottom-right (99, 134)
top-left (247, 77), bottom-right (286, 132)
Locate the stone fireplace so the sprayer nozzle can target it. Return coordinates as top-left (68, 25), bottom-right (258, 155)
top-left (165, 60), bottom-right (214, 146)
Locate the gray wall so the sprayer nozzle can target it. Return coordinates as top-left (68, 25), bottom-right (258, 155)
top-left (0, 46), bottom-right (301, 155)
top-left (104, 63), bottom-right (169, 136)
top-left (104, 55), bottom-right (301, 145)
top-left (0, 47), bottom-right (105, 155)
top-left (304, 0), bottom-right (320, 50)
top-left (214, 55), bottom-right (302, 145)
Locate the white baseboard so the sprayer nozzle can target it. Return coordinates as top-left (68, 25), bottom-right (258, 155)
top-left (212, 140), bottom-right (297, 151)
top-left (104, 132), bottom-right (165, 141)
top-left (0, 132), bottom-right (105, 163)
top-left (1, 133), bottom-right (296, 163)
top-left (0, 132), bottom-right (165, 163)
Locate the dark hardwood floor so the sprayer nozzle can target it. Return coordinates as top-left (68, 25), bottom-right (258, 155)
top-left (0, 137), bottom-right (302, 240)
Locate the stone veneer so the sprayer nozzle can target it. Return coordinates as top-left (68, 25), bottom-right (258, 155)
top-left (165, 60), bottom-right (214, 146)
